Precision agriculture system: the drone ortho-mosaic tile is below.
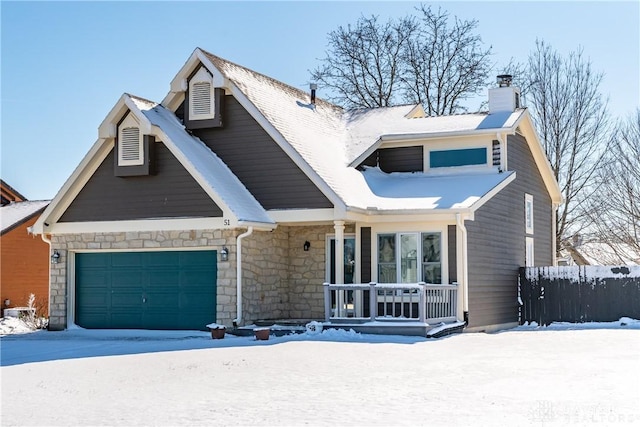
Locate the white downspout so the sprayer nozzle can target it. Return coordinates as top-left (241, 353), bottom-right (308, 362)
top-left (233, 226), bottom-right (253, 326)
top-left (456, 213), bottom-right (469, 324)
top-left (39, 233), bottom-right (54, 321)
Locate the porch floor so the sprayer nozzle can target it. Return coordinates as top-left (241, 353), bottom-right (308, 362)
top-left (228, 319), bottom-right (465, 338)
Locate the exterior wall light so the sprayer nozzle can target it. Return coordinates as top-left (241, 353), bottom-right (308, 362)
top-left (4, 299), bottom-right (10, 307)
top-left (51, 250), bottom-right (60, 264)
top-left (220, 247), bottom-right (229, 261)
top-left (303, 241), bottom-right (311, 251)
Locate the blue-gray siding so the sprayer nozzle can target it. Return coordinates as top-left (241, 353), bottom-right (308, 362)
top-left (360, 146), bottom-right (424, 173)
top-left (465, 135), bottom-right (553, 328)
top-left (59, 143), bottom-right (222, 222)
top-left (185, 97), bottom-right (333, 210)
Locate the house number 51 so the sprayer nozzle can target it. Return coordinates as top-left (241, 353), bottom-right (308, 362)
top-left (223, 219), bottom-right (230, 226)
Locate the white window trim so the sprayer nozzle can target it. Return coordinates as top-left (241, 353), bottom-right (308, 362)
top-left (189, 67), bottom-right (215, 120)
top-left (117, 113), bottom-right (143, 167)
top-left (375, 230), bottom-right (447, 284)
top-left (525, 193), bottom-right (534, 234)
top-left (423, 137), bottom-right (493, 173)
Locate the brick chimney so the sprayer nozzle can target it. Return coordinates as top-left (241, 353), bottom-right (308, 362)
top-left (489, 74), bottom-right (521, 114)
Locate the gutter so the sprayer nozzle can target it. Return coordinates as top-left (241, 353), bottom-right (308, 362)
top-left (456, 213), bottom-right (470, 325)
top-left (233, 226), bottom-right (253, 326)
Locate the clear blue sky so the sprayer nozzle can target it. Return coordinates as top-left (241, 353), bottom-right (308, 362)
top-left (2, 1), bottom-right (638, 201)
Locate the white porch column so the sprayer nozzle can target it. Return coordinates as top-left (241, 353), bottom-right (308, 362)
top-left (334, 220), bottom-right (345, 316)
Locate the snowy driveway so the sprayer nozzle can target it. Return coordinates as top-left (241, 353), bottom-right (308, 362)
top-left (1, 322), bottom-right (639, 426)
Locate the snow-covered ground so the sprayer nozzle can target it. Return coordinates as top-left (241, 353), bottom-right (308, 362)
top-left (1, 318), bottom-right (639, 427)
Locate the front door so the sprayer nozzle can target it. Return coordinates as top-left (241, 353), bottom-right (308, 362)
top-left (328, 237), bottom-right (357, 316)
top-left (328, 237), bottom-right (356, 284)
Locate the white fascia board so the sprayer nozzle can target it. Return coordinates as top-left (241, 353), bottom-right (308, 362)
top-left (48, 217), bottom-right (234, 235)
top-left (162, 49), bottom-right (200, 106)
top-left (161, 48), bottom-right (227, 110)
top-left (237, 221), bottom-right (277, 231)
top-left (466, 171), bottom-right (517, 212)
top-left (268, 208), bottom-right (335, 224)
top-left (98, 94), bottom-right (153, 139)
top-left (32, 141), bottom-right (113, 235)
top-left (345, 208), bottom-right (473, 224)
top-left (516, 112), bottom-right (563, 204)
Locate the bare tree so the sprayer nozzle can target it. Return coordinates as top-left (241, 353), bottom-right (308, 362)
top-left (311, 15), bottom-right (417, 109)
top-left (311, 5), bottom-right (492, 113)
top-left (402, 5), bottom-right (492, 116)
top-left (587, 110), bottom-right (640, 256)
top-left (524, 40), bottom-right (610, 253)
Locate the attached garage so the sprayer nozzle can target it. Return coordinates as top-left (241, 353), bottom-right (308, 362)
top-left (75, 250), bottom-right (217, 330)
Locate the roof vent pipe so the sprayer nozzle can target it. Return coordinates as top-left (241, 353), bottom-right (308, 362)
top-left (310, 83), bottom-right (317, 104)
top-left (497, 74), bottom-right (513, 87)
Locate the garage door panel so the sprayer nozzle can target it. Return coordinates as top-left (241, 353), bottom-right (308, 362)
top-left (110, 252), bottom-right (145, 268)
top-left (181, 270), bottom-right (216, 287)
top-left (76, 250), bottom-right (216, 330)
top-left (111, 291), bottom-right (143, 307)
top-left (76, 253), bottom-right (110, 268)
top-left (148, 271), bottom-right (180, 286)
top-left (77, 289), bottom-right (109, 307)
top-left (111, 271), bottom-right (144, 288)
top-left (145, 251), bottom-right (181, 267)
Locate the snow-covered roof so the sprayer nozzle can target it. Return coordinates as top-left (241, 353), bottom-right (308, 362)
top-left (345, 108), bottom-right (525, 164)
top-left (196, 48), bottom-right (533, 213)
top-left (128, 95), bottom-right (274, 226)
top-left (355, 167), bottom-right (515, 212)
top-left (571, 242), bottom-right (640, 266)
top-left (1, 200), bottom-right (49, 234)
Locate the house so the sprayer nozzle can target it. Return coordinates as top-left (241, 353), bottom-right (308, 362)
top-left (1, 180), bottom-right (50, 315)
top-left (31, 49), bottom-right (562, 334)
top-left (559, 237), bottom-right (640, 266)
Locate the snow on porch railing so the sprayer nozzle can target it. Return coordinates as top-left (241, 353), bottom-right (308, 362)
top-left (323, 282), bottom-right (458, 323)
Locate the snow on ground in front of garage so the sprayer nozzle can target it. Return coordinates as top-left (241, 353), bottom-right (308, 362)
top-left (1, 318), bottom-right (639, 426)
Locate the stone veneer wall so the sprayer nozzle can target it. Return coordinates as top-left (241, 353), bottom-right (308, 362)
top-left (48, 224), bottom-right (354, 330)
top-left (48, 230), bottom-right (236, 330)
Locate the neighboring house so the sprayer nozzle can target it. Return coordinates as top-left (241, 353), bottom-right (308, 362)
top-left (559, 239), bottom-right (640, 266)
top-left (1, 180), bottom-right (50, 315)
top-left (32, 48), bottom-right (562, 334)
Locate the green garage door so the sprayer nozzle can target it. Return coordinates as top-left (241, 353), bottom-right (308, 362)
top-left (76, 251), bottom-right (217, 330)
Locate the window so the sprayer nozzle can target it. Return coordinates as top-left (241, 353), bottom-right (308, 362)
top-left (525, 237), bottom-right (535, 266)
top-left (525, 194), bottom-right (534, 234)
top-left (117, 113), bottom-right (143, 166)
top-left (377, 232), bottom-right (442, 283)
top-left (188, 67), bottom-right (215, 120)
top-left (430, 147), bottom-right (487, 168)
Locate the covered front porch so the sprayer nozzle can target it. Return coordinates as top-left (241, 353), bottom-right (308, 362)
top-left (323, 281), bottom-right (463, 337)
top-left (230, 282), bottom-right (463, 338)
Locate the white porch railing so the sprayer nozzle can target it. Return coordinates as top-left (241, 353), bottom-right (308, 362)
top-left (323, 282), bottom-right (458, 323)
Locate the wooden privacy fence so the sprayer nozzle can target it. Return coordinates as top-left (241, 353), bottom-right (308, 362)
top-left (519, 266), bottom-right (640, 325)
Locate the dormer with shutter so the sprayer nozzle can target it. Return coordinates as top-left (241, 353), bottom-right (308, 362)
top-left (114, 111), bottom-right (155, 177)
top-left (185, 66), bottom-right (224, 129)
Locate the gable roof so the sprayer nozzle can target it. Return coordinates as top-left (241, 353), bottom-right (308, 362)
top-left (1, 180), bottom-right (27, 205)
top-left (163, 48), bottom-right (561, 215)
top-left (36, 48), bottom-right (563, 233)
top-left (1, 200), bottom-right (49, 235)
top-left (32, 93), bottom-right (274, 235)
